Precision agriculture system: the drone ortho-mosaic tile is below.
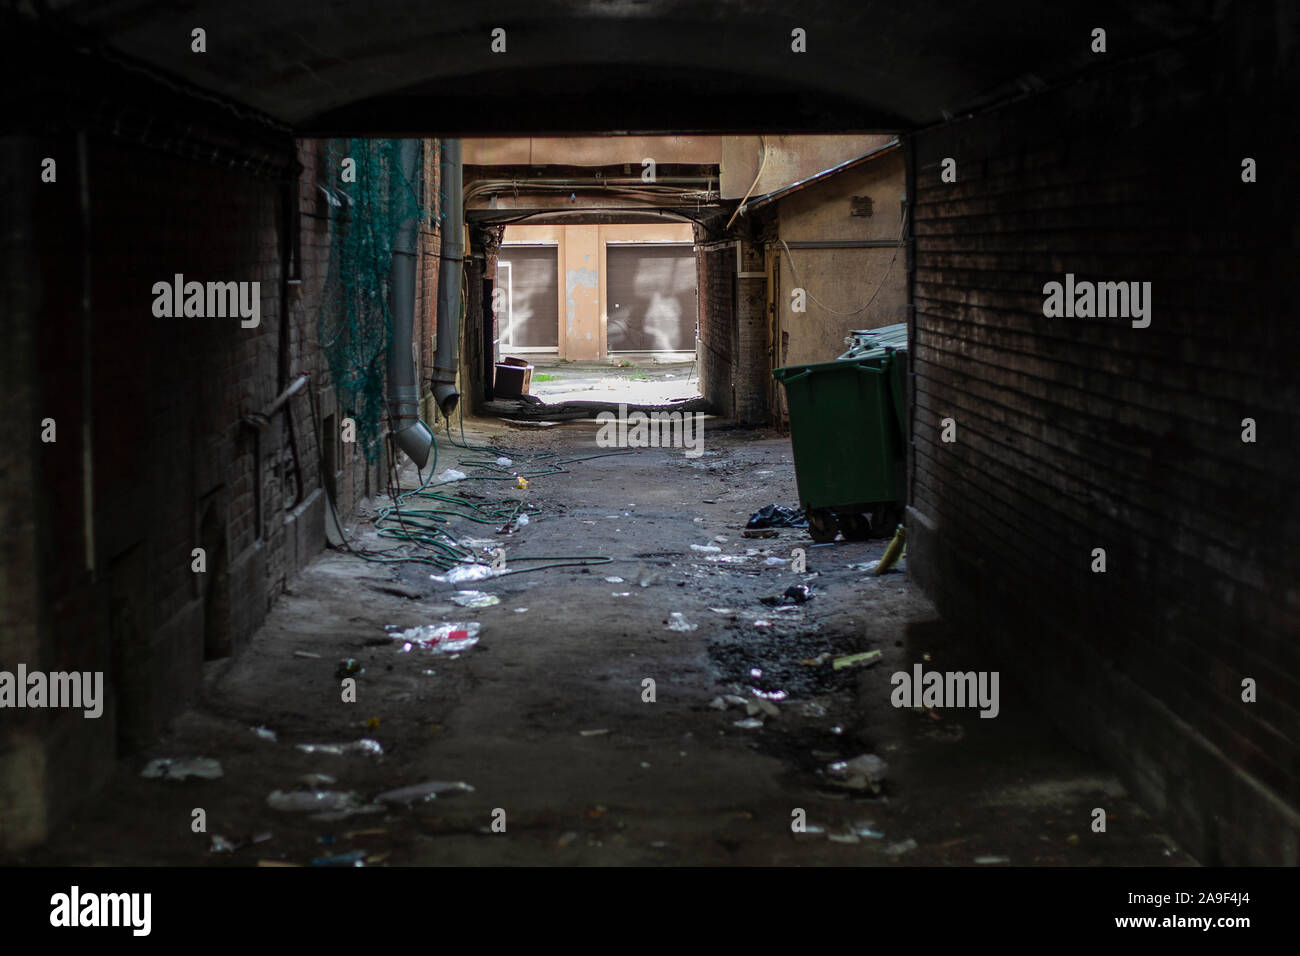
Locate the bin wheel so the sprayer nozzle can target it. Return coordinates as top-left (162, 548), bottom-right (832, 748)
top-left (840, 512), bottom-right (873, 541)
top-left (807, 509), bottom-right (839, 543)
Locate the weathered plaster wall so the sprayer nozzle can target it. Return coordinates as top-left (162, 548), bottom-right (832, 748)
top-left (776, 148), bottom-right (908, 370)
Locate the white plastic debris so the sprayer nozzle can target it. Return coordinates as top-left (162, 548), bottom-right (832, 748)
top-left (430, 563), bottom-right (497, 584)
top-left (665, 612), bottom-right (697, 632)
top-left (435, 468), bottom-right (467, 484)
top-left (295, 739), bottom-right (384, 757)
top-left (710, 694), bottom-right (749, 711)
top-left (251, 726), bottom-right (277, 741)
top-left (885, 837), bottom-right (918, 856)
top-left (733, 717), bottom-right (765, 729)
top-left (141, 757), bottom-right (224, 781)
top-left (266, 790), bottom-right (361, 812)
top-left (605, 576), bottom-right (625, 583)
top-left (827, 753), bottom-right (889, 793)
top-left (391, 622), bottom-right (481, 653)
top-left (210, 834), bottom-right (237, 853)
top-left (514, 513), bottom-right (530, 528)
top-left (374, 781), bottom-right (475, 806)
top-left (764, 557), bottom-right (787, 566)
top-left (449, 590), bottom-right (499, 607)
top-left (691, 544), bottom-right (722, 553)
top-left (495, 457), bottom-right (513, 466)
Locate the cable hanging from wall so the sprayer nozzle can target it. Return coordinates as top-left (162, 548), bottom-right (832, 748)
top-left (777, 205), bottom-right (910, 318)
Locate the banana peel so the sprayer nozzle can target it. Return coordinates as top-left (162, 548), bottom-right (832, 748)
top-left (874, 524), bottom-right (906, 575)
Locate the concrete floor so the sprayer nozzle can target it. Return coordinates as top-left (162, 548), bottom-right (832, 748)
top-left (14, 419), bottom-right (1195, 866)
top-left (526, 360), bottom-right (698, 406)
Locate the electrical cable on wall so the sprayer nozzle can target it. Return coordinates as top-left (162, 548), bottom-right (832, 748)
top-left (725, 135), bottom-right (769, 231)
top-left (777, 205), bottom-right (910, 318)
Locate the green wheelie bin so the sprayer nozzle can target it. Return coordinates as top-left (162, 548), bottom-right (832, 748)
top-left (772, 323), bottom-right (908, 542)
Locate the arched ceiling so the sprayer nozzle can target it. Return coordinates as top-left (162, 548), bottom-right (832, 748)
top-left (26, 0), bottom-right (1222, 134)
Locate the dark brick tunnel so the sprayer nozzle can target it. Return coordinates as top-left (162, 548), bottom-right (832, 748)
top-left (1, 0), bottom-right (1296, 929)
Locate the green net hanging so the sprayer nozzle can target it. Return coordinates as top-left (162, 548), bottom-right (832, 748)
top-left (317, 138), bottom-right (426, 463)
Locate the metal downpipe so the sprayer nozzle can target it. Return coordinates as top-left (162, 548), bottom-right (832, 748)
top-left (432, 138), bottom-right (463, 417)
top-left (386, 138), bottom-right (433, 468)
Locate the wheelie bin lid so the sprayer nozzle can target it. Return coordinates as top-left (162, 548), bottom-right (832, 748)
top-left (773, 351), bottom-right (900, 382)
top-left (837, 322), bottom-right (908, 361)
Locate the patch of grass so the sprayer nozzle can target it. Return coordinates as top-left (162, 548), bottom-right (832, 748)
top-left (533, 373), bottom-right (561, 382)
top-left (616, 360), bottom-right (635, 368)
top-left (630, 374), bottom-right (650, 381)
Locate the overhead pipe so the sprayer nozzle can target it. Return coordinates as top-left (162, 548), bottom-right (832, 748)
top-left (386, 137), bottom-right (434, 468)
top-left (431, 138), bottom-right (463, 417)
top-left (464, 177), bottom-right (715, 203)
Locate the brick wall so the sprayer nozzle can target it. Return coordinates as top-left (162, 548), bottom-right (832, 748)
top-left (697, 243), bottom-right (735, 418)
top-left (907, 4), bottom-right (1300, 864)
top-left (1, 119), bottom-right (399, 850)
top-left (734, 264), bottom-right (768, 426)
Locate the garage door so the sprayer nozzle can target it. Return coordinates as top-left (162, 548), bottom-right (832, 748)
top-left (497, 245), bottom-right (559, 349)
top-left (606, 244), bottom-right (697, 352)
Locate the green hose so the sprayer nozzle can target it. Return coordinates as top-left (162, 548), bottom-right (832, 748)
top-left (345, 424), bottom-right (627, 576)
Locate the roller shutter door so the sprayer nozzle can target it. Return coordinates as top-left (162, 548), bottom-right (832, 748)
top-left (498, 245), bottom-right (559, 349)
top-left (606, 244), bottom-right (697, 352)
